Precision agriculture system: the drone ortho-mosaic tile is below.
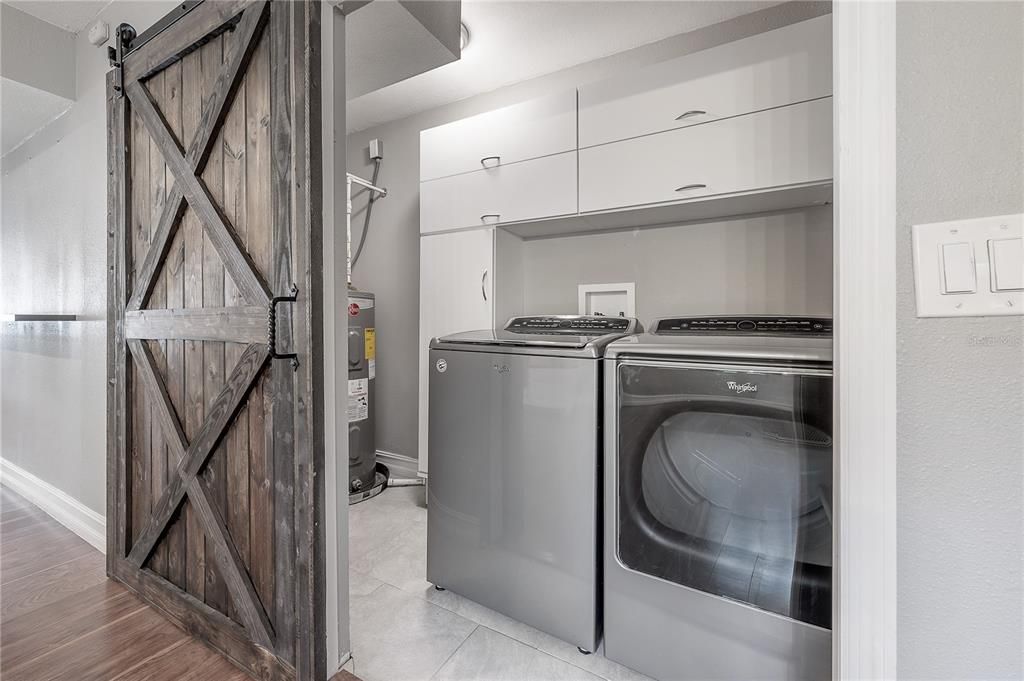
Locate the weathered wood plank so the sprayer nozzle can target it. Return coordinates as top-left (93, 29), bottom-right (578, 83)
top-left (181, 45), bottom-right (206, 604)
top-left (109, 557), bottom-right (294, 681)
top-left (129, 339), bottom-right (188, 462)
top-left (269, 0), bottom-right (296, 664)
top-left (200, 34), bottom-right (230, 618)
top-left (129, 71), bottom-right (152, 557)
top-left (122, 0), bottom-right (252, 83)
top-left (245, 25), bottom-right (275, 619)
top-left (131, 339), bottom-right (269, 648)
top-left (148, 68), bottom-right (169, 579)
top-left (106, 70), bottom-right (131, 568)
top-left (126, 306), bottom-right (268, 343)
top-left (126, 78), bottom-right (271, 308)
top-left (126, 1), bottom-right (270, 312)
top-left (188, 476), bottom-right (272, 648)
top-left (222, 13), bottom-right (251, 626)
top-left (162, 56), bottom-right (188, 591)
top-left (288, 3), bottom-right (326, 678)
top-left (126, 343), bottom-right (268, 569)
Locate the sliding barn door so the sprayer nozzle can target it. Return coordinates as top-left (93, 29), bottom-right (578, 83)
top-left (106, 2), bottom-right (325, 679)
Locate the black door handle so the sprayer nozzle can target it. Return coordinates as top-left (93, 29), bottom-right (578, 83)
top-left (268, 284), bottom-right (299, 370)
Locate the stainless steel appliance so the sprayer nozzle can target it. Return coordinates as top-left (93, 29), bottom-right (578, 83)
top-left (603, 316), bottom-right (834, 681)
top-left (348, 289), bottom-right (383, 503)
top-left (427, 314), bottom-right (641, 653)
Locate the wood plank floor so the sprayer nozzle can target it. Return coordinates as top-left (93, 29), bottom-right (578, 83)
top-left (0, 484), bottom-right (253, 681)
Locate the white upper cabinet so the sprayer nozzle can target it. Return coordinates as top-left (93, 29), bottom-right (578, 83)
top-left (579, 97), bottom-right (833, 214)
top-left (420, 151), bottom-right (577, 234)
top-left (419, 90), bottom-right (578, 182)
top-left (577, 14), bottom-right (832, 149)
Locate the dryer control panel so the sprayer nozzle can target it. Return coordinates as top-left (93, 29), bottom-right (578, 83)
top-left (655, 316), bottom-right (833, 336)
top-left (506, 315), bottom-right (637, 334)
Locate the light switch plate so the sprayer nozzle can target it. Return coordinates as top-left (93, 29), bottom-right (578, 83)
top-left (912, 213), bottom-right (1023, 317)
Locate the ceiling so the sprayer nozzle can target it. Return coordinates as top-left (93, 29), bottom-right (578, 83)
top-left (1, 77), bottom-right (72, 156)
top-left (3, 0), bottom-right (110, 32)
top-left (347, 0), bottom-right (781, 132)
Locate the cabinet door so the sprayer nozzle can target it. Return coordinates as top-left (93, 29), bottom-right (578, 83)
top-left (578, 15), bottom-right (832, 148)
top-left (420, 152), bottom-right (577, 234)
top-left (418, 228), bottom-right (495, 475)
top-left (420, 90), bottom-right (577, 182)
top-left (579, 98), bottom-right (833, 214)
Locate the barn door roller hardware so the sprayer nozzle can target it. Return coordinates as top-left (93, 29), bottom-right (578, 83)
top-left (106, 23), bottom-right (137, 97)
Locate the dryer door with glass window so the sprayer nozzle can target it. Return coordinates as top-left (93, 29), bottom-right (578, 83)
top-left (615, 359), bottom-right (833, 629)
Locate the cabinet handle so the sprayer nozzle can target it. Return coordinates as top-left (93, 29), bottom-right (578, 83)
top-left (675, 110), bottom-right (707, 121)
top-left (481, 270), bottom-right (489, 302)
top-left (675, 183), bottom-right (708, 192)
top-left (480, 155), bottom-right (501, 168)
top-left (480, 214), bottom-right (501, 224)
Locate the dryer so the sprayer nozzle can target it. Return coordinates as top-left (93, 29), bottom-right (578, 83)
top-left (603, 316), bottom-right (833, 681)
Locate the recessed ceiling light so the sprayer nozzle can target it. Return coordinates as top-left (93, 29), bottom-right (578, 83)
top-left (460, 22), bottom-right (471, 51)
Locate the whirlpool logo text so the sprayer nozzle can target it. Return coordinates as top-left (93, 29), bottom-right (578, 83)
top-left (726, 381), bottom-right (758, 394)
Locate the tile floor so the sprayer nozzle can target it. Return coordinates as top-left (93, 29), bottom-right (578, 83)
top-left (347, 485), bottom-right (654, 681)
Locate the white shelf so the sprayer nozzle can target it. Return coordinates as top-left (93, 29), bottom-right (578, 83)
top-left (499, 181), bottom-right (833, 240)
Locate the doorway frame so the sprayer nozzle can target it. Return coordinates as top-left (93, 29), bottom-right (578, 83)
top-left (322, 1), bottom-right (351, 675)
top-left (832, 2), bottom-right (898, 679)
top-left (324, 3), bottom-right (901, 679)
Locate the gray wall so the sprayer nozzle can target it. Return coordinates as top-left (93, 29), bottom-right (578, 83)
top-left (1, 1), bottom-right (175, 514)
top-left (346, 0), bottom-right (831, 461)
top-left (895, 3), bottom-right (1024, 679)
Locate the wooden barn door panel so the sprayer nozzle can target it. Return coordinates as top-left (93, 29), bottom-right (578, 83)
top-left (106, 2), bottom-right (324, 679)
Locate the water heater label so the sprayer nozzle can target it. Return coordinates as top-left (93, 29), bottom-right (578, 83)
top-left (348, 378), bottom-right (368, 422)
top-left (368, 359), bottom-right (376, 380)
top-left (365, 328), bottom-right (376, 360)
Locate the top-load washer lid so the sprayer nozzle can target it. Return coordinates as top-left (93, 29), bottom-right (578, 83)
top-left (605, 315), bottom-right (833, 363)
top-left (434, 315), bottom-right (642, 352)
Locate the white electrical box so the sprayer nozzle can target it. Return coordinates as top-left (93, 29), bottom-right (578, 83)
top-left (578, 282), bottom-right (636, 317)
top-left (87, 20), bottom-right (109, 47)
top-left (912, 213), bottom-right (1023, 317)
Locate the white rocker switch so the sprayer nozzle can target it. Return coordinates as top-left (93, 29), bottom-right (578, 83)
top-left (940, 242), bottom-right (976, 294)
top-left (988, 238), bottom-right (1023, 291)
top-left (912, 213), bottom-right (1023, 317)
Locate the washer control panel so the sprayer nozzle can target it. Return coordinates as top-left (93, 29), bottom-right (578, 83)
top-left (655, 316), bottom-right (833, 335)
top-left (506, 315), bottom-right (637, 334)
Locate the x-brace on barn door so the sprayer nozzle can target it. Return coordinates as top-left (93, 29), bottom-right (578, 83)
top-left (106, 2), bottom-right (325, 679)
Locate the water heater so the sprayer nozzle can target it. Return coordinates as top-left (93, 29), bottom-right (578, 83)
top-left (347, 289), bottom-right (378, 497)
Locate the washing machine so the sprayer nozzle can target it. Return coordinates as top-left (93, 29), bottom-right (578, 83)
top-left (603, 316), bottom-right (834, 681)
top-left (427, 314), bottom-right (641, 653)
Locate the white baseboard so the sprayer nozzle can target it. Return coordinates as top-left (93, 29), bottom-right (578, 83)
top-left (0, 458), bottom-right (106, 553)
top-left (375, 449), bottom-right (418, 480)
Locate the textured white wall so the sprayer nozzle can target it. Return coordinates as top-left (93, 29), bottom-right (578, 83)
top-left (1, 1), bottom-right (175, 514)
top-left (895, 3), bottom-right (1024, 679)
